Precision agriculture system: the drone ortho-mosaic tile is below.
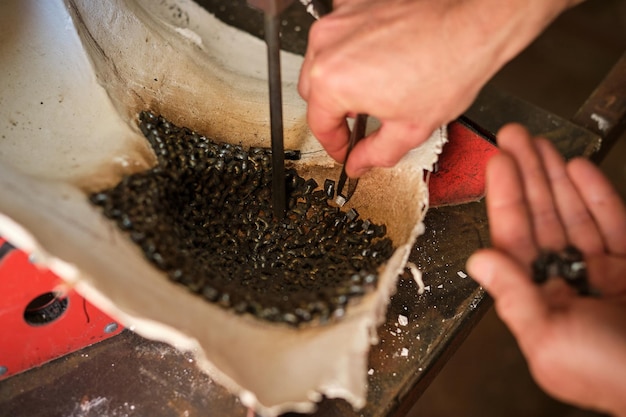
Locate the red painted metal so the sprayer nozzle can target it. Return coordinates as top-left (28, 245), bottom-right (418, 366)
top-left (429, 120), bottom-right (499, 207)
top-left (0, 237), bottom-right (122, 380)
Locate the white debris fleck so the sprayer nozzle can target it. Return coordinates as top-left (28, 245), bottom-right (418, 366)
top-left (398, 314), bottom-right (408, 326)
top-left (424, 285), bottom-right (431, 292)
top-left (401, 348), bottom-right (409, 357)
top-left (368, 368), bottom-right (374, 376)
top-left (457, 270), bottom-right (468, 278)
top-left (71, 396), bottom-right (110, 415)
top-left (299, 0), bottom-right (322, 19)
top-left (437, 284), bottom-right (444, 289)
top-left (591, 113), bottom-right (611, 133)
top-left (416, 334), bottom-right (421, 341)
top-left (406, 262), bottom-right (425, 294)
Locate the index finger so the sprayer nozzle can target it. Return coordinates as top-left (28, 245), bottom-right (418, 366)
top-left (485, 151), bottom-right (537, 268)
top-left (496, 125), bottom-right (567, 252)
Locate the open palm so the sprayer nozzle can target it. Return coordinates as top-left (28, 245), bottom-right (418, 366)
top-left (467, 124), bottom-right (626, 416)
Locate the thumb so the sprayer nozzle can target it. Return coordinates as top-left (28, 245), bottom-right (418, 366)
top-left (467, 249), bottom-right (550, 345)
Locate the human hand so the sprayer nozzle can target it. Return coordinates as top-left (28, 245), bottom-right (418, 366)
top-left (298, 0), bottom-right (580, 177)
top-left (467, 124), bottom-right (626, 416)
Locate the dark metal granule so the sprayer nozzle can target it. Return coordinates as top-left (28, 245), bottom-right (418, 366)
top-left (531, 246), bottom-right (590, 296)
top-left (89, 111), bottom-right (394, 326)
top-left (531, 251), bottom-right (560, 284)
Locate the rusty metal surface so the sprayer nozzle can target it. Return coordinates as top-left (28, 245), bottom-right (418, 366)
top-left (465, 84), bottom-right (603, 159)
top-left (572, 51), bottom-right (626, 161)
top-left (0, 330), bottom-right (249, 417)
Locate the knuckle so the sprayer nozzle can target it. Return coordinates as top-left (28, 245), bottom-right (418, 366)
top-left (307, 20), bottom-right (327, 46)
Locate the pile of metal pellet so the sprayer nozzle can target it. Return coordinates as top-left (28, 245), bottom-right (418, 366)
top-left (89, 111), bottom-right (394, 326)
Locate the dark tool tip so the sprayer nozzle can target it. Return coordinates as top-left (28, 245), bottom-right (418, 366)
top-left (335, 114), bottom-right (368, 204)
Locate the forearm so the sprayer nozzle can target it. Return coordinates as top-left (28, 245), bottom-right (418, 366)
top-left (451, 0), bottom-right (586, 86)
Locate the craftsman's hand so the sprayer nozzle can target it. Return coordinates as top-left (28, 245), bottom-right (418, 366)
top-left (298, 0), bottom-right (582, 177)
top-left (467, 124), bottom-right (626, 416)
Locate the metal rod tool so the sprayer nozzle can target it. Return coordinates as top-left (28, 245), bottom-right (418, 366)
top-left (335, 113), bottom-right (368, 206)
top-left (247, 0), bottom-right (293, 219)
